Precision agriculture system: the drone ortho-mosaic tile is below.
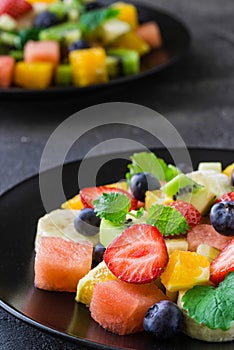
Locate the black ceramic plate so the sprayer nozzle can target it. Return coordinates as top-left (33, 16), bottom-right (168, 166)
top-left (0, 1), bottom-right (190, 97)
top-left (0, 148), bottom-right (233, 350)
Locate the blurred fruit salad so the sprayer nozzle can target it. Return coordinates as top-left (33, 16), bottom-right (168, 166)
top-left (0, 0), bottom-right (163, 89)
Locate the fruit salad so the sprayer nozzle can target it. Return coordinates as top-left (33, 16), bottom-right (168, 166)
top-left (0, 0), bottom-right (162, 89)
top-left (34, 152), bottom-right (234, 342)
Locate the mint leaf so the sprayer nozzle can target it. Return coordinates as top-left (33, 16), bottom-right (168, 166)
top-left (93, 192), bottom-right (130, 224)
top-left (182, 272), bottom-right (234, 330)
top-left (146, 204), bottom-right (189, 236)
top-left (126, 152), bottom-right (181, 183)
top-left (80, 7), bottom-right (119, 34)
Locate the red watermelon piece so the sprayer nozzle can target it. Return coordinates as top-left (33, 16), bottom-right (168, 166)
top-left (0, 56), bottom-right (15, 88)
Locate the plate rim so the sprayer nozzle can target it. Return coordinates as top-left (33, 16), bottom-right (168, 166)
top-left (0, 1), bottom-right (191, 97)
top-left (1, 146), bottom-right (233, 349)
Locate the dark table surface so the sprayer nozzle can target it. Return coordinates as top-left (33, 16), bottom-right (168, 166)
top-left (1, 0), bottom-right (234, 349)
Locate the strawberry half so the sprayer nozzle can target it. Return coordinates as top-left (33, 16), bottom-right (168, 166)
top-left (216, 191), bottom-right (234, 203)
top-left (0, 0), bottom-right (32, 18)
top-left (80, 186), bottom-right (138, 211)
top-left (166, 200), bottom-right (202, 227)
top-left (210, 237), bottom-right (234, 284)
top-left (104, 224), bottom-right (169, 283)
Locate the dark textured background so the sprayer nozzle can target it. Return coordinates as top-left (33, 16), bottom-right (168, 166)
top-left (1, 0), bottom-right (234, 349)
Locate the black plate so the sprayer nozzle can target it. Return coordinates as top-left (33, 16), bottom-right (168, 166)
top-left (0, 148), bottom-right (233, 350)
top-left (0, 1), bottom-right (190, 97)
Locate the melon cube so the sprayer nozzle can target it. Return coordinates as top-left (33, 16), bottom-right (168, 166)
top-left (135, 21), bottom-right (162, 49)
top-left (24, 40), bottom-right (60, 66)
top-left (14, 61), bottom-right (54, 89)
top-left (90, 279), bottom-right (168, 335)
top-left (0, 55), bottom-right (15, 87)
top-left (34, 236), bottom-right (93, 292)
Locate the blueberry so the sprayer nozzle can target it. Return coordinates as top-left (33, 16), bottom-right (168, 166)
top-left (130, 172), bottom-right (160, 202)
top-left (232, 170), bottom-right (234, 186)
top-left (210, 201), bottom-right (234, 236)
top-left (33, 11), bottom-right (59, 29)
top-left (93, 243), bottom-right (106, 264)
top-left (85, 1), bottom-right (105, 11)
top-left (143, 300), bottom-right (183, 339)
top-left (68, 39), bottom-right (90, 52)
top-left (74, 208), bottom-right (101, 236)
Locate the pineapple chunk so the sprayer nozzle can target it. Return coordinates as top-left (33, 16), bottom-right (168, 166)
top-left (165, 238), bottom-right (188, 256)
top-left (196, 244), bottom-right (220, 263)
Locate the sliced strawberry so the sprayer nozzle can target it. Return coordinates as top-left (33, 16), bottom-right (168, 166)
top-left (80, 186), bottom-right (138, 211)
top-left (166, 200), bottom-right (202, 227)
top-left (104, 224), bottom-right (169, 283)
top-left (210, 237), bottom-right (234, 284)
top-left (0, 0), bottom-right (32, 18)
top-left (216, 191), bottom-right (234, 203)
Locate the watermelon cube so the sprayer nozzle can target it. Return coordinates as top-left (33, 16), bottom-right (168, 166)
top-left (24, 40), bottom-right (60, 66)
top-left (90, 279), bottom-right (168, 335)
top-left (0, 55), bottom-right (15, 87)
top-left (34, 236), bottom-right (93, 292)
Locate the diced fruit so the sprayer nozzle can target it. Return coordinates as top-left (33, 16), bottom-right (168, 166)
top-left (145, 190), bottom-right (167, 211)
top-left (136, 21), bottom-right (162, 49)
top-left (61, 194), bottom-right (83, 210)
top-left (166, 200), bottom-right (202, 227)
top-left (198, 162), bottom-right (222, 173)
top-left (187, 170), bottom-right (231, 198)
top-left (165, 238), bottom-right (188, 256)
top-left (210, 201), bottom-right (234, 236)
top-left (0, 14), bottom-right (16, 31)
top-left (112, 2), bottom-right (138, 29)
top-left (69, 47), bottom-right (108, 87)
top-left (135, 21), bottom-right (162, 48)
top-left (107, 48), bottom-right (140, 75)
top-left (79, 185), bottom-right (137, 211)
top-left (223, 163), bottom-right (234, 179)
top-left (187, 224), bottom-right (232, 252)
top-left (14, 61), bottom-right (54, 89)
top-left (109, 31), bottom-right (150, 56)
top-left (196, 244), bottom-right (220, 263)
top-left (104, 224), bottom-right (169, 283)
top-left (90, 279), bottom-right (168, 335)
top-left (24, 40), bottom-right (60, 65)
top-left (39, 22), bottom-right (81, 43)
top-left (143, 300), bottom-right (183, 339)
top-left (34, 236), bottom-right (93, 292)
top-left (74, 208), bottom-right (101, 237)
top-left (216, 191), bottom-right (234, 203)
top-left (33, 10), bottom-right (59, 29)
top-left (160, 250), bottom-right (210, 292)
top-left (130, 172), bottom-right (160, 202)
top-left (76, 260), bottom-right (116, 306)
top-left (0, 55), bottom-right (15, 87)
top-left (162, 174), bottom-right (202, 200)
top-left (210, 237), bottom-right (234, 284)
top-left (98, 18), bottom-right (131, 45)
top-left (35, 209), bottom-right (99, 252)
top-left (55, 64), bottom-right (72, 86)
top-left (99, 218), bottom-right (126, 248)
top-left (106, 55), bottom-right (121, 78)
top-left (184, 187), bottom-right (216, 215)
top-left (0, 0), bottom-right (32, 19)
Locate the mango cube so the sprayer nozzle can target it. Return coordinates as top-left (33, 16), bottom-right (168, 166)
top-left (14, 62), bottom-right (54, 89)
top-left (112, 2), bottom-right (138, 29)
top-left (69, 48), bottom-right (108, 87)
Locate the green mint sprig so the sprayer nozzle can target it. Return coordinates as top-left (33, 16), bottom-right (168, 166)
top-left (146, 204), bottom-right (189, 236)
top-left (93, 192), bottom-right (131, 224)
top-left (80, 7), bottom-right (119, 34)
top-left (125, 152), bottom-right (181, 183)
top-left (182, 272), bottom-right (234, 330)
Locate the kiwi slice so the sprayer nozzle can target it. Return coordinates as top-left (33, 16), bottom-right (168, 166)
top-left (162, 174), bottom-right (202, 200)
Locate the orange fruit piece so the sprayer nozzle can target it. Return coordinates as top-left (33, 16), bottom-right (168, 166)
top-left (161, 250), bottom-right (210, 292)
top-left (61, 194), bottom-right (83, 210)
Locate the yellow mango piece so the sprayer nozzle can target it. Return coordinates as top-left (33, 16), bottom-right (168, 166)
top-left (69, 48), bottom-right (108, 87)
top-left (61, 194), bottom-right (83, 210)
top-left (110, 31), bottom-right (150, 56)
top-left (161, 250), bottom-right (210, 292)
top-left (223, 163), bottom-right (234, 178)
top-left (105, 181), bottom-right (128, 191)
top-left (145, 190), bottom-right (167, 211)
top-left (112, 2), bottom-right (138, 29)
top-left (14, 61), bottom-right (53, 89)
